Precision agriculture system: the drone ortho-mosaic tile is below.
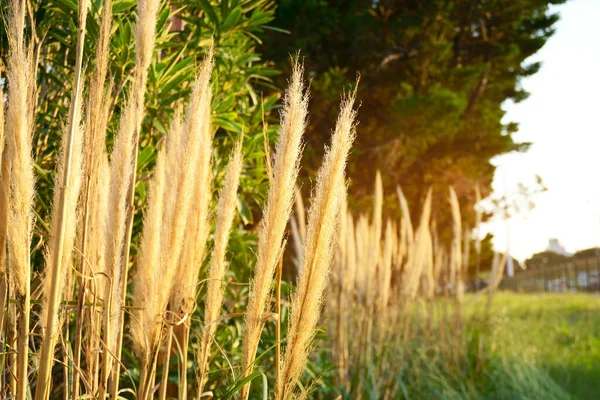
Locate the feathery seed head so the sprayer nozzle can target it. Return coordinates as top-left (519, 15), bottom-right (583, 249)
top-left (241, 60), bottom-right (309, 396)
top-left (278, 88), bottom-right (357, 399)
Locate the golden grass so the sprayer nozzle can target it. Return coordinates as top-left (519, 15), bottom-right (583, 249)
top-left (131, 50), bottom-right (214, 399)
top-left (449, 186), bottom-right (464, 306)
top-left (132, 142), bottom-right (167, 364)
top-left (5, 1), bottom-right (36, 397)
top-left (0, 62), bottom-right (7, 352)
top-left (277, 89), bottom-right (357, 399)
top-left (0, 4), bottom-right (498, 399)
top-left (197, 140), bottom-right (244, 394)
top-left (99, 0), bottom-right (161, 396)
top-left (5, 0), bottom-right (35, 302)
top-left (240, 59), bottom-right (309, 400)
top-left (36, 56), bottom-right (86, 400)
top-left (323, 176), bottom-right (502, 397)
top-left (170, 47), bottom-right (215, 316)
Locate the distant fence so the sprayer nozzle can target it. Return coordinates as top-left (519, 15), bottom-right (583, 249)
top-left (499, 256), bottom-right (600, 293)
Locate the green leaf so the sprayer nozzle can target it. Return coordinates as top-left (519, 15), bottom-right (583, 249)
top-left (214, 116), bottom-right (243, 133)
top-left (222, 7), bottom-right (242, 31)
top-left (137, 146), bottom-right (155, 171)
top-left (199, 0), bottom-right (219, 26)
top-left (237, 197), bottom-right (253, 225)
top-left (222, 371), bottom-right (267, 400)
top-left (112, 0), bottom-right (136, 14)
top-left (263, 25), bottom-right (290, 34)
top-left (136, 181), bottom-right (147, 204)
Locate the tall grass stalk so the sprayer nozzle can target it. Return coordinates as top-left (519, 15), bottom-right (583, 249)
top-left (99, 0), bottom-right (160, 396)
top-left (367, 171), bottom-right (383, 305)
top-left (0, 66), bottom-right (7, 351)
top-left (73, 0), bottom-right (113, 395)
top-left (332, 190), bottom-right (349, 387)
top-left (129, 113), bottom-right (178, 397)
top-left (132, 144), bottom-right (167, 397)
top-left (108, 0), bottom-right (162, 387)
top-left (402, 188), bottom-right (432, 299)
top-left (378, 221), bottom-right (394, 309)
top-left (197, 140), bottom-right (243, 395)
top-left (5, 0), bottom-right (36, 397)
top-left (132, 51), bottom-right (214, 398)
top-left (35, 0), bottom-right (88, 397)
top-left (449, 186), bottom-right (464, 333)
top-left (278, 90), bottom-right (356, 399)
top-left (169, 48), bottom-right (214, 400)
top-left (240, 60), bottom-right (308, 400)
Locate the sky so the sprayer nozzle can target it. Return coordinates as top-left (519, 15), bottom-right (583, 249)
top-left (483, 0), bottom-right (600, 261)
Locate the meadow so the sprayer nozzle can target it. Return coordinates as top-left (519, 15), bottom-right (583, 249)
top-left (478, 293), bottom-right (600, 399)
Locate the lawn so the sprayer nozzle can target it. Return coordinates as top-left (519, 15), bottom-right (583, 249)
top-left (477, 292), bottom-right (600, 399)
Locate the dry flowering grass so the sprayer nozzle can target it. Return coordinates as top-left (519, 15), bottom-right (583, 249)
top-left (0, 1), bottom-right (500, 399)
top-left (239, 59), bottom-right (309, 400)
top-left (277, 89), bottom-right (357, 400)
top-left (0, 2), bottom-right (361, 396)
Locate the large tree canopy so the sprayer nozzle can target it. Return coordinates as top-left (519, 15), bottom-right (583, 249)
top-left (261, 0), bottom-right (565, 232)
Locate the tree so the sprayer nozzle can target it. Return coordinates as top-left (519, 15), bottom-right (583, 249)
top-left (261, 0), bottom-right (565, 235)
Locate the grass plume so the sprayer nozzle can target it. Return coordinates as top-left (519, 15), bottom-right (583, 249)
top-left (132, 51), bottom-right (214, 397)
top-left (131, 143), bottom-right (168, 373)
top-left (240, 59), bottom-right (309, 399)
top-left (100, 0), bottom-right (160, 396)
top-left (170, 47), bottom-right (215, 315)
top-left (5, 1), bottom-right (36, 397)
top-left (196, 140), bottom-right (244, 394)
top-left (74, 0), bottom-right (113, 394)
top-left (277, 89), bottom-right (357, 399)
top-left (449, 186), bottom-right (463, 305)
top-left (0, 63), bottom-right (8, 346)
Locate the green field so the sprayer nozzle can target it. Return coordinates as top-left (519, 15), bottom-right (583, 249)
top-left (477, 292), bottom-right (600, 399)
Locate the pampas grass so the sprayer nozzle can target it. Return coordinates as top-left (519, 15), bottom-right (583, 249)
top-left (277, 89), bottom-right (357, 399)
top-left (324, 174), bottom-right (507, 397)
top-left (240, 59), bottom-right (309, 399)
top-left (402, 188), bottom-right (432, 299)
top-left (80, 0), bottom-right (113, 291)
top-left (131, 143), bottom-right (167, 398)
top-left (170, 47), bottom-right (214, 315)
top-left (5, 0), bottom-right (34, 310)
top-left (378, 220), bottom-right (394, 310)
top-left (196, 140), bottom-right (243, 394)
top-left (449, 186), bottom-right (463, 306)
top-left (100, 0), bottom-right (160, 396)
top-left (5, 0), bottom-right (36, 397)
top-left (367, 171), bottom-right (383, 305)
top-left (0, 66), bottom-right (8, 348)
top-left (35, 0), bottom-right (88, 397)
top-left (131, 50), bottom-right (214, 399)
top-left (74, 1), bottom-right (113, 394)
top-left (163, 50), bottom-right (214, 308)
top-left (0, 3), bottom-right (502, 398)
top-left (167, 49), bottom-right (215, 400)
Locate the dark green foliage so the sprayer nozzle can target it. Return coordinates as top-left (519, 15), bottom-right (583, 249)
top-left (526, 250), bottom-right (571, 269)
top-left (261, 0), bottom-right (565, 236)
top-left (573, 248), bottom-right (600, 260)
